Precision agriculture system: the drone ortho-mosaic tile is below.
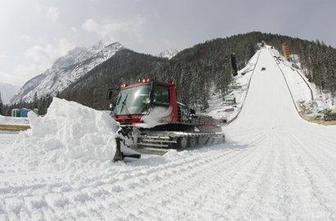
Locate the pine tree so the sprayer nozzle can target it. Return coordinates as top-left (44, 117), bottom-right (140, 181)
top-left (33, 92), bottom-right (38, 109)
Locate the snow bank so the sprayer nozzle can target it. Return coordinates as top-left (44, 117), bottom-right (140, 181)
top-left (6, 98), bottom-right (120, 171)
top-left (0, 115), bottom-right (29, 125)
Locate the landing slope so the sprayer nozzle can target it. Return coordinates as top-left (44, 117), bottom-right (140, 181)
top-left (224, 47), bottom-right (336, 219)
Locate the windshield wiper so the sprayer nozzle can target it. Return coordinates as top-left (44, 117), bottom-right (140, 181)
top-left (120, 94), bottom-right (132, 115)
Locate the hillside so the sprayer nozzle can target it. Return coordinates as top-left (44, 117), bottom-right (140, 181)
top-left (61, 33), bottom-right (260, 110)
top-left (61, 32), bottom-right (336, 111)
top-left (61, 49), bottom-right (167, 109)
top-left (3, 32), bottom-right (336, 115)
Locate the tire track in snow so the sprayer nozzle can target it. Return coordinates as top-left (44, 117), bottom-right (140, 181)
top-left (134, 131), bottom-right (270, 219)
top-left (122, 145), bottom-right (260, 219)
top-left (0, 131), bottom-right (264, 220)
top-left (297, 127), bottom-right (336, 164)
top-left (228, 130), bottom-right (277, 220)
top-left (109, 132), bottom-right (266, 220)
top-left (291, 130), bottom-right (336, 187)
top-left (287, 132), bottom-right (336, 219)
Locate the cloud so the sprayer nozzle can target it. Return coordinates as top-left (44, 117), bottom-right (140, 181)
top-left (14, 38), bottom-right (75, 82)
top-left (81, 16), bottom-right (145, 44)
top-left (24, 38), bottom-right (73, 63)
top-left (82, 18), bottom-right (100, 32)
top-left (46, 7), bottom-right (60, 23)
top-left (0, 52), bottom-right (7, 61)
top-left (0, 71), bottom-right (23, 85)
top-left (20, 34), bottom-right (32, 42)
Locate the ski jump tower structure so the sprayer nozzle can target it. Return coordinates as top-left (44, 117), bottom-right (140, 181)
top-left (282, 43), bottom-right (291, 61)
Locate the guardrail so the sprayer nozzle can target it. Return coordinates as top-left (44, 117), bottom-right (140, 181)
top-left (295, 69), bottom-right (314, 101)
top-left (277, 56), bottom-right (314, 101)
top-left (225, 50), bottom-right (262, 125)
top-left (268, 48), bottom-right (302, 114)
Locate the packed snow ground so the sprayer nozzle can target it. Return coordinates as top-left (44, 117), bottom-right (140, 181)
top-left (1, 47), bottom-right (336, 220)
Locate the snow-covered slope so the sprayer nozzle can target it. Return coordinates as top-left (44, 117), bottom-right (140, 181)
top-left (0, 82), bottom-right (19, 104)
top-left (207, 49), bottom-right (260, 122)
top-left (11, 42), bottom-right (124, 104)
top-left (269, 46), bottom-right (335, 117)
top-left (158, 49), bottom-right (179, 59)
top-left (1, 47), bottom-right (336, 220)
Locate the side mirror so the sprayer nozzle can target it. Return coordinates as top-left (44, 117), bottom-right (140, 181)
top-left (106, 88), bottom-right (119, 100)
top-left (109, 103), bottom-right (113, 109)
top-left (107, 89), bottom-right (114, 100)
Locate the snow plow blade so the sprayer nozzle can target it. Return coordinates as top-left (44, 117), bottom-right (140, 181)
top-left (113, 137), bottom-right (141, 161)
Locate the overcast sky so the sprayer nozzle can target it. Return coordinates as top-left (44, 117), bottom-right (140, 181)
top-left (0, 0), bottom-right (335, 86)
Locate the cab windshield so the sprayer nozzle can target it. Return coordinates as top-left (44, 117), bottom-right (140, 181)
top-left (113, 85), bottom-right (151, 115)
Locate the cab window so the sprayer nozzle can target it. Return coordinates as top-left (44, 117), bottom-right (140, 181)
top-left (153, 85), bottom-right (169, 105)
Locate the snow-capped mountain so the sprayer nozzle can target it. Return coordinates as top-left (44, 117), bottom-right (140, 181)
top-left (0, 82), bottom-right (19, 104)
top-left (158, 49), bottom-right (179, 59)
top-left (11, 42), bottom-right (124, 104)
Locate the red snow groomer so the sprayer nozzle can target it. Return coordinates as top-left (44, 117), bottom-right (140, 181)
top-left (108, 79), bottom-right (225, 159)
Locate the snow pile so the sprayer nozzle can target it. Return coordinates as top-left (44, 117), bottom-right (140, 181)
top-left (158, 49), bottom-right (179, 59)
top-left (6, 98), bottom-right (120, 171)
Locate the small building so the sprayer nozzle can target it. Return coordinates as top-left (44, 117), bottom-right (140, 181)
top-left (11, 109), bottom-right (20, 117)
top-left (11, 108), bottom-right (31, 118)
